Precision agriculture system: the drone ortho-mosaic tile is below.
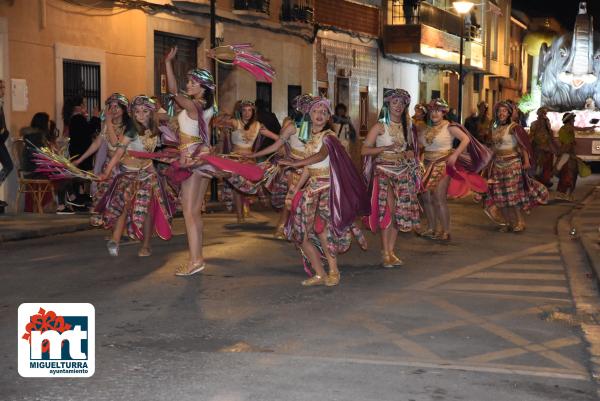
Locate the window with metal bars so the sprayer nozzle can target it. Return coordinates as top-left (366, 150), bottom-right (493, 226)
top-left (281, 0), bottom-right (314, 23)
top-left (233, 0), bottom-right (270, 14)
top-left (63, 60), bottom-right (101, 114)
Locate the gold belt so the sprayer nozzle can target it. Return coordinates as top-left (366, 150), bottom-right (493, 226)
top-left (290, 147), bottom-right (305, 159)
top-left (121, 157), bottom-right (153, 171)
top-left (424, 150), bottom-right (452, 161)
top-left (378, 151), bottom-right (413, 161)
top-left (308, 167), bottom-right (330, 177)
top-left (179, 131), bottom-right (204, 150)
top-left (233, 145), bottom-right (253, 154)
top-left (494, 148), bottom-right (519, 157)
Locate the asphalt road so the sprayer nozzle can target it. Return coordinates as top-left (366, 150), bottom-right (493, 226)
top-left (2, 178), bottom-right (600, 401)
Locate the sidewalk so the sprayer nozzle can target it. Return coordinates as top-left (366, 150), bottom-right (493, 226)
top-left (0, 201), bottom-right (228, 243)
top-left (0, 213), bottom-right (92, 242)
top-left (572, 181), bottom-right (600, 282)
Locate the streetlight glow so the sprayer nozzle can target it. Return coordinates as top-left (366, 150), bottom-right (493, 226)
top-left (453, 1), bottom-right (475, 14)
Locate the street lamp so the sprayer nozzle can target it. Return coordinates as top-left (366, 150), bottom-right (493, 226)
top-left (453, 1), bottom-right (474, 124)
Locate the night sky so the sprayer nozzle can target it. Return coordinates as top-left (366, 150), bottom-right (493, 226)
top-left (513, 0), bottom-right (599, 30)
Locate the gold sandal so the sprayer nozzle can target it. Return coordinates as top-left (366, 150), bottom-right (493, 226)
top-left (138, 247), bottom-right (152, 257)
top-left (175, 261), bottom-right (206, 276)
top-left (325, 271), bottom-right (341, 287)
top-left (301, 275), bottom-right (326, 286)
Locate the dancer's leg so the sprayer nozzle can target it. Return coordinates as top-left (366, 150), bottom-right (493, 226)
top-left (233, 191), bottom-right (243, 222)
top-left (317, 228), bottom-right (337, 276)
top-left (139, 200), bottom-right (154, 254)
top-left (300, 237), bottom-right (326, 278)
top-left (434, 176), bottom-right (451, 234)
top-left (111, 212), bottom-right (127, 243)
top-left (420, 191), bottom-right (437, 232)
top-left (181, 173), bottom-right (209, 267)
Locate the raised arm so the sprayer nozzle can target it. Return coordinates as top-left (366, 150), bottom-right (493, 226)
top-left (165, 47), bottom-right (198, 119)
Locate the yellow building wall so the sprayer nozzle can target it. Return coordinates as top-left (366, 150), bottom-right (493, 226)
top-left (0, 1), bottom-right (152, 134)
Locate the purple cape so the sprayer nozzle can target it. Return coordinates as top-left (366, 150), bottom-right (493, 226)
top-left (449, 122), bottom-right (493, 173)
top-left (324, 134), bottom-right (370, 237)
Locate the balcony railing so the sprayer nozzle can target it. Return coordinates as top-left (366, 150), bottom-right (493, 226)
top-left (233, 0), bottom-right (270, 15)
top-left (281, 0), bottom-right (314, 24)
top-left (389, 1), bottom-right (481, 41)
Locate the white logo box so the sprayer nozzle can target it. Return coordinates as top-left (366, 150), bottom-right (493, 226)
top-left (18, 303), bottom-right (95, 378)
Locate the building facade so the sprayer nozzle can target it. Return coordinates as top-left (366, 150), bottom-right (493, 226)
top-left (0, 0), bottom-right (525, 210)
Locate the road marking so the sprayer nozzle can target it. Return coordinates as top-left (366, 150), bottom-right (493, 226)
top-left (406, 320), bottom-right (468, 337)
top-left (426, 297), bottom-right (586, 371)
top-left (260, 352), bottom-right (589, 381)
top-left (520, 255), bottom-right (562, 261)
top-left (439, 283), bottom-right (569, 293)
top-left (440, 290), bottom-right (571, 303)
top-left (494, 264), bottom-right (564, 271)
top-left (466, 272), bottom-right (566, 281)
top-left (349, 314), bottom-right (440, 360)
top-left (463, 337), bottom-right (581, 363)
top-left (409, 242), bottom-right (558, 290)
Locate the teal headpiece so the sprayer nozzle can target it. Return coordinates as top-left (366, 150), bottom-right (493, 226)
top-left (187, 68), bottom-right (215, 90)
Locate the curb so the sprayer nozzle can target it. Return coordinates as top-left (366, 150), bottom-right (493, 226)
top-left (559, 184), bottom-right (600, 389)
top-left (573, 188), bottom-right (600, 284)
top-left (0, 222), bottom-right (93, 243)
top-left (0, 201), bottom-right (230, 243)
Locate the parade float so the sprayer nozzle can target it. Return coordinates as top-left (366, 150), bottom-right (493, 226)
top-left (526, 2), bottom-right (600, 161)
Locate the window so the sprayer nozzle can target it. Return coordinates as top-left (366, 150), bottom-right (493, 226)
top-left (233, 0), bottom-right (270, 14)
top-left (63, 60), bottom-right (101, 114)
top-left (490, 13), bottom-right (498, 61)
top-left (473, 73), bottom-right (481, 92)
top-left (256, 82), bottom-right (272, 111)
top-left (287, 85), bottom-right (301, 117)
top-left (154, 31), bottom-right (198, 108)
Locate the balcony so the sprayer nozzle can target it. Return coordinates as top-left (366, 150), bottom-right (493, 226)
top-left (233, 0), bottom-right (270, 18)
top-left (281, 0), bottom-right (314, 25)
top-left (383, 1), bottom-right (483, 68)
